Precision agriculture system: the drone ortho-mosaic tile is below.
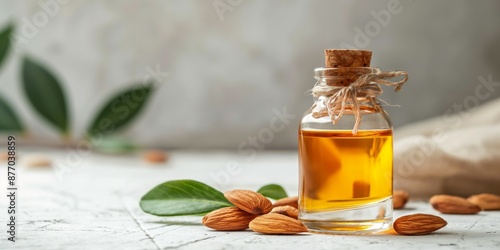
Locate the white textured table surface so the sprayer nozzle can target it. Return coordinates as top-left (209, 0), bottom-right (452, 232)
top-left (1, 149), bottom-right (499, 250)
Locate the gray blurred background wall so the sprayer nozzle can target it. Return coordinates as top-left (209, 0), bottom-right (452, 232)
top-left (0, 0), bottom-right (499, 149)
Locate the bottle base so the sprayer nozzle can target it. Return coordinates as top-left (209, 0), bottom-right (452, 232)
top-left (299, 197), bottom-right (393, 235)
top-left (302, 219), bottom-right (392, 235)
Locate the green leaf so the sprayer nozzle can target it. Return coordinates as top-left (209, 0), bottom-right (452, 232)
top-left (0, 23), bottom-right (13, 70)
top-left (140, 180), bottom-right (232, 216)
top-left (93, 137), bottom-right (138, 154)
top-left (257, 184), bottom-right (288, 200)
top-left (87, 84), bottom-right (153, 137)
top-left (0, 95), bottom-right (23, 132)
top-left (22, 57), bottom-right (69, 134)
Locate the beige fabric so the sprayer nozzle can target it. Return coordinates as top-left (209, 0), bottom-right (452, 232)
top-left (394, 98), bottom-right (500, 199)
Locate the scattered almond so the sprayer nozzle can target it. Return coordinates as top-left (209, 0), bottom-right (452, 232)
top-left (202, 207), bottom-right (257, 231)
top-left (467, 193), bottom-right (500, 211)
top-left (271, 205), bottom-right (299, 219)
top-left (224, 190), bottom-right (273, 215)
top-left (0, 152), bottom-right (10, 162)
top-left (273, 196), bottom-right (298, 209)
top-left (249, 213), bottom-right (307, 235)
top-left (393, 213), bottom-right (447, 235)
top-left (23, 155), bottom-right (52, 168)
top-left (393, 190), bottom-right (409, 209)
top-left (430, 195), bottom-right (481, 214)
top-left (143, 150), bottom-right (168, 164)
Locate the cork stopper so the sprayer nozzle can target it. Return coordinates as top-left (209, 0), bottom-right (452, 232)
top-left (325, 49), bottom-right (372, 68)
top-left (319, 49), bottom-right (374, 86)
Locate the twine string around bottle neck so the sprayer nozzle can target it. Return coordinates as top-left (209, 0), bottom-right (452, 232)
top-left (311, 68), bottom-right (409, 134)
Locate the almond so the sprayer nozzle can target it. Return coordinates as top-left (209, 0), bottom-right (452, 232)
top-left (202, 207), bottom-right (257, 231)
top-left (430, 195), bottom-right (481, 214)
top-left (143, 150), bottom-right (168, 163)
top-left (224, 190), bottom-right (272, 215)
top-left (273, 196), bottom-right (298, 209)
top-left (271, 205), bottom-right (299, 219)
top-left (393, 190), bottom-right (409, 209)
top-left (467, 193), bottom-right (500, 211)
top-left (0, 152), bottom-right (9, 162)
top-left (393, 213), bottom-right (447, 235)
top-left (249, 213), bottom-right (307, 234)
top-left (24, 154), bottom-right (52, 168)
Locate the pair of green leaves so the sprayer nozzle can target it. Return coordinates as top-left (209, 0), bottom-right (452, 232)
top-left (0, 56), bottom-right (70, 134)
top-left (0, 23), bottom-right (155, 138)
top-left (140, 180), bottom-right (288, 216)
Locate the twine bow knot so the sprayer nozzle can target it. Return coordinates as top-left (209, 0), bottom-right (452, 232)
top-left (311, 68), bottom-right (408, 134)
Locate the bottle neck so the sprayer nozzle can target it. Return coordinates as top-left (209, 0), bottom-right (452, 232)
top-left (314, 67), bottom-right (377, 86)
top-left (315, 96), bottom-right (384, 114)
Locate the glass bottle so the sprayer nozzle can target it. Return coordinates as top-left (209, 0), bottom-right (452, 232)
top-left (298, 50), bottom-right (395, 234)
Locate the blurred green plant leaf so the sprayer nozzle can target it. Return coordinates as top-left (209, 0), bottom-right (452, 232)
top-left (93, 137), bottom-right (138, 154)
top-left (0, 95), bottom-right (23, 132)
top-left (257, 184), bottom-right (288, 200)
top-left (87, 84), bottom-right (154, 137)
top-left (22, 57), bottom-right (69, 134)
top-left (0, 23), bottom-right (13, 70)
top-left (140, 180), bottom-right (232, 216)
